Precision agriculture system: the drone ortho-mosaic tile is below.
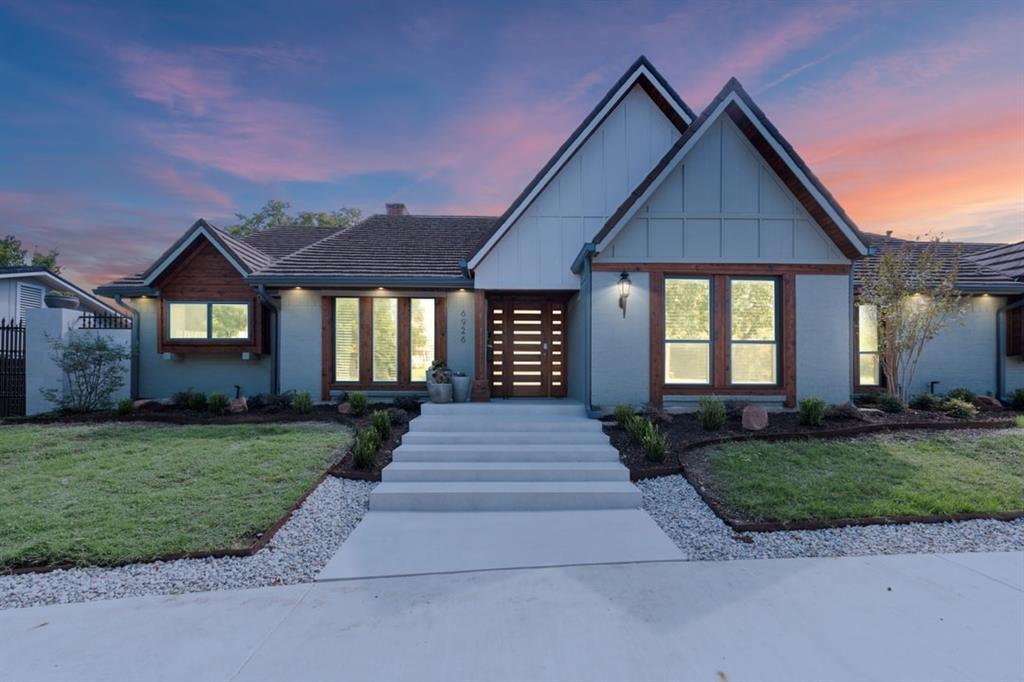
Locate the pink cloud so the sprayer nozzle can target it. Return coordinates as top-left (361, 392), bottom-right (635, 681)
top-left (139, 165), bottom-right (234, 210)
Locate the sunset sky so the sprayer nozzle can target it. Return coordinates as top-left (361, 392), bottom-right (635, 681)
top-left (1, 0), bottom-right (1022, 291)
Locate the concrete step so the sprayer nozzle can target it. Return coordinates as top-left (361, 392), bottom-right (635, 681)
top-left (369, 481), bottom-right (642, 511)
top-left (420, 401), bottom-right (586, 417)
top-left (401, 430), bottom-right (609, 446)
top-left (391, 443), bottom-right (621, 463)
top-left (382, 461), bottom-right (629, 483)
top-left (409, 416), bottom-right (602, 433)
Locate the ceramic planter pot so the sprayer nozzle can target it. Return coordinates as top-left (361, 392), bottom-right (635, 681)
top-left (44, 294), bottom-right (80, 310)
top-left (428, 382), bottom-right (452, 404)
top-left (452, 375), bottom-right (472, 403)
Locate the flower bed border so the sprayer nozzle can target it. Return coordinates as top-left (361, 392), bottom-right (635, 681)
top-left (629, 418), bottom-right (1024, 532)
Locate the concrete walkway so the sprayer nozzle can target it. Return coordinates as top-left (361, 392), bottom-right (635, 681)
top-left (2, 551), bottom-right (1021, 682)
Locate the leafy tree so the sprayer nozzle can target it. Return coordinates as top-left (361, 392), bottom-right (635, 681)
top-left (226, 200), bottom-right (362, 236)
top-left (40, 333), bottom-right (130, 412)
top-left (31, 249), bottom-right (61, 275)
top-left (0, 235), bottom-right (62, 273)
top-left (858, 237), bottom-right (968, 402)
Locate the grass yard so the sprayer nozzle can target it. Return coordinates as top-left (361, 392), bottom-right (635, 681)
top-left (706, 431), bottom-right (1024, 522)
top-left (0, 423), bottom-right (351, 570)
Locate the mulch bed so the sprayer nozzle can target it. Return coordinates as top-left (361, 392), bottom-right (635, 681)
top-left (329, 415), bottom-right (409, 481)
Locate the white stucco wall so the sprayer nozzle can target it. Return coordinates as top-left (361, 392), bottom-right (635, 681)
top-left (796, 274), bottom-right (852, 405)
top-left (590, 271), bottom-right (649, 409)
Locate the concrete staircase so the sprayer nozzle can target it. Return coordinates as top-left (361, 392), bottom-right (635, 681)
top-left (370, 401), bottom-right (641, 512)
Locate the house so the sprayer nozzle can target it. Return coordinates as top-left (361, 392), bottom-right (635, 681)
top-left (0, 266), bottom-right (119, 321)
top-left (94, 57), bottom-right (1024, 408)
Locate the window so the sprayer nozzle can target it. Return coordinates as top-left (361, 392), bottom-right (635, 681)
top-left (729, 279), bottom-right (778, 385)
top-left (372, 298), bottom-right (398, 382)
top-left (664, 278), bottom-right (711, 384)
top-left (857, 303), bottom-right (881, 386)
top-left (334, 299), bottom-right (359, 382)
top-left (167, 302), bottom-right (251, 340)
top-left (410, 298), bottom-right (435, 382)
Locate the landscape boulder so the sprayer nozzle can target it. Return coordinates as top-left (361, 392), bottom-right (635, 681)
top-left (228, 397), bottom-right (248, 413)
top-left (132, 399), bottom-right (162, 411)
top-left (973, 395), bottom-right (1002, 411)
top-left (337, 401), bottom-right (352, 415)
top-left (826, 402), bottom-right (866, 421)
top-left (741, 405), bottom-right (769, 431)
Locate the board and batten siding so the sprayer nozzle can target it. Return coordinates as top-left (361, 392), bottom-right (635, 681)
top-left (474, 85), bottom-right (681, 290)
top-left (597, 117), bottom-right (849, 265)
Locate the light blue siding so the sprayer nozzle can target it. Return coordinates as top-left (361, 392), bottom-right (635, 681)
top-left (566, 291), bottom-right (586, 403)
top-left (591, 271), bottom-right (649, 409)
top-left (445, 290), bottom-right (475, 378)
top-left (796, 275), bottom-right (852, 405)
top-left (279, 289), bottom-right (323, 396)
top-left (912, 296), bottom-right (1002, 397)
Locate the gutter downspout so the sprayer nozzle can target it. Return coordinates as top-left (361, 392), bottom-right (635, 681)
top-left (996, 297), bottom-right (1024, 400)
top-left (571, 243), bottom-right (598, 417)
top-left (114, 295), bottom-right (141, 400)
top-left (256, 285), bottom-right (281, 395)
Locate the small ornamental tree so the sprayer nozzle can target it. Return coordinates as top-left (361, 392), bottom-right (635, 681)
top-left (858, 237), bottom-right (968, 403)
top-left (40, 333), bottom-right (129, 412)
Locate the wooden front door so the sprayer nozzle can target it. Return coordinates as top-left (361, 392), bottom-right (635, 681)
top-left (488, 297), bottom-right (567, 398)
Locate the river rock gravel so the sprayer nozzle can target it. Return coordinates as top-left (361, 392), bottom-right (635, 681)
top-left (639, 474), bottom-right (1024, 561)
top-left (0, 477), bottom-right (375, 610)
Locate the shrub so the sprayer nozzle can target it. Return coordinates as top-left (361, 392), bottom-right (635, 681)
top-left (371, 409), bottom-right (391, 441)
top-left (624, 414), bottom-right (646, 442)
top-left (697, 396), bottom-right (726, 431)
top-left (350, 391), bottom-right (369, 417)
top-left (640, 420), bottom-right (669, 463)
top-left (351, 428), bottom-right (381, 469)
top-left (172, 389), bottom-right (194, 408)
top-left (1015, 414), bottom-right (1024, 429)
top-left (116, 398), bottom-right (134, 416)
top-left (292, 391), bottom-right (313, 415)
top-left (942, 398), bottom-right (978, 419)
top-left (945, 387), bottom-right (976, 404)
top-left (187, 391), bottom-right (207, 412)
top-left (249, 392), bottom-right (294, 411)
top-left (798, 397), bottom-right (826, 426)
top-left (909, 392), bottom-right (940, 410)
top-left (208, 392), bottom-right (230, 416)
top-left (613, 404), bottom-right (635, 425)
top-left (1008, 388), bottom-right (1024, 411)
top-left (877, 393), bottom-right (905, 414)
top-left (40, 334), bottom-right (130, 412)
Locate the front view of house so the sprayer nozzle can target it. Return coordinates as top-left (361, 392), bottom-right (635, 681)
top-left (96, 57), bottom-right (1024, 410)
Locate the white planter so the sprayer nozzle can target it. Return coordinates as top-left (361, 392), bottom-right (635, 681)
top-left (428, 382), bottom-right (452, 403)
top-left (452, 375), bottom-right (472, 403)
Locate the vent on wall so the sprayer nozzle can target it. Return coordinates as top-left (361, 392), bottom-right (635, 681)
top-left (17, 283), bottom-right (44, 322)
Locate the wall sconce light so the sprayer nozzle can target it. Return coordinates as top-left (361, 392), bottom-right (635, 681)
top-left (618, 272), bottom-right (631, 318)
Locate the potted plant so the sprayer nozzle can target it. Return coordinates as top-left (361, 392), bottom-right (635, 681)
top-left (451, 370), bottom-right (472, 403)
top-left (44, 290), bottom-right (80, 310)
top-left (427, 360), bottom-right (452, 403)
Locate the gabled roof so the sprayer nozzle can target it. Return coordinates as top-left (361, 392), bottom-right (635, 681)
top-left (247, 214), bottom-right (497, 287)
top-left (466, 55), bottom-right (696, 269)
top-left (0, 266), bottom-right (120, 314)
top-left (965, 241), bottom-right (1024, 281)
top-left (854, 233), bottom-right (1024, 294)
top-left (594, 77), bottom-right (868, 259)
top-left (238, 224), bottom-right (346, 259)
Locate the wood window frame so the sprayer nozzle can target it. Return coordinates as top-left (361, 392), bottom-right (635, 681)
top-left (852, 301), bottom-right (886, 393)
top-left (663, 276), bottom-right (713, 386)
top-left (321, 295), bottom-right (446, 399)
top-left (158, 299), bottom-right (262, 354)
top-left (728, 277), bottom-right (781, 387)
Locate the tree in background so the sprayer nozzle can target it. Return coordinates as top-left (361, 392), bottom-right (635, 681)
top-left (0, 235), bottom-right (62, 274)
top-left (858, 237), bottom-right (968, 403)
top-left (226, 200), bottom-right (362, 236)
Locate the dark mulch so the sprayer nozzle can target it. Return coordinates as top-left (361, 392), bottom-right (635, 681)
top-left (330, 413), bottom-right (409, 480)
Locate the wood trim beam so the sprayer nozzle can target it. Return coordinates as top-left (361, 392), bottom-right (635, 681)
top-left (320, 296), bottom-right (332, 401)
top-left (712, 274), bottom-right (729, 387)
top-left (649, 272), bottom-right (664, 408)
top-left (434, 297), bottom-right (447, 362)
top-left (664, 386), bottom-right (786, 396)
top-left (397, 298), bottom-right (411, 386)
top-left (471, 290), bottom-right (490, 401)
top-left (782, 273), bottom-right (797, 408)
top-left (358, 298), bottom-right (372, 386)
top-left (593, 262), bottom-right (850, 275)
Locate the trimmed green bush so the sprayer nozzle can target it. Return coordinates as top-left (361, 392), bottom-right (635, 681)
top-left (697, 396), bottom-right (726, 431)
top-left (116, 398), bottom-right (134, 416)
top-left (798, 397), bottom-right (827, 426)
top-left (208, 392), bottom-right (230, 416)
top-left (187, 391), bottom-right (207, 412)
top-left (909, 392), bottom-right (940, 410)
top-left (293, 391), bottom-right (313, 415)
top-left (371, 409), bottom-right (391, 441)
top-left (877, 393), bottom-right (905, 413)
top-left (640, 420), bottom-right (669, 463)
top-left (172, 389), bottom-right (194, 408)
top-left (624, 414), bottom-right (646, 442)
top-left (1008, 388), bottom-right (1024, 411)
top-left (350, 391), bottom-right (369, 417)
top-left (945, 387), bottom-right (976, 404)
top-left (352, 428), bottom-right (381, 469)
top-left (1015, 415), bottom-right (1024, 428)
top-left (613, 404), bottom-right (635, 425)
top-left (942, 398), bottom-right (978, 419)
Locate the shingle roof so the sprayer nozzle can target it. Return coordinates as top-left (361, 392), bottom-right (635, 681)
top-left (248, 214), bottom-right (497, 284)
top-left (854, 233), bottom-right (1024, 293)
top-left (965, 241), bottom-right (1024, 281)
top-left (237, 224), bottom-right (345, 259)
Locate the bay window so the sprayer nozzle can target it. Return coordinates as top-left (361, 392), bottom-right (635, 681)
top-left (729, 279), bottom-right (778, 385)
top-left (857, 303), bottom-right (881, 386)
top-left (167, 301), bottom-right (250, 340)
top-left (664, 278), bottom-right (711, 384)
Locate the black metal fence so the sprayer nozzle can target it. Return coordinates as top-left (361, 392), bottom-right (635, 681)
top-left (0, 318), bottom-right (26, 418)
top-left (78, 313), bottom-right (132, 330)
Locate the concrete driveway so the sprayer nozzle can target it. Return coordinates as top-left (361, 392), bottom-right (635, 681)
top-left (1, 551), bottom-right (1021, 682)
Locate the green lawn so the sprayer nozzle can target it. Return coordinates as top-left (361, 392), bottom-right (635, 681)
top-left (0, 423), bottom-right (350, 570)
top-left (706, 431), bottom-right (1024, 522)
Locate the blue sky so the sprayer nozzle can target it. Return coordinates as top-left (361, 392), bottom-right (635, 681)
top-left (0, 0), bottom-right (1021, 288)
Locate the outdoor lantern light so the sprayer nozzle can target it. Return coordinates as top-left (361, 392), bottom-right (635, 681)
top-left (618, 272), bottom-right (631, 318)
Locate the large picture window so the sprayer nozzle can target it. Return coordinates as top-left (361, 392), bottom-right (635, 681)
top-left (410, 298), bottom-right (435, 382)
top-left (373, 298), bottom-right (399, 382)
top-left (857, 303), bottom-right (880, 386)
top-left (730, 279), bottom-right (778, 385)
top-left (167, 302), bottom-right (250, 340)
top-left (334, 298), bottom-right (359, 382)
top-left (664, 278), bottom-right (711, 384)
